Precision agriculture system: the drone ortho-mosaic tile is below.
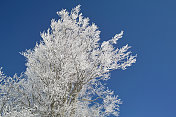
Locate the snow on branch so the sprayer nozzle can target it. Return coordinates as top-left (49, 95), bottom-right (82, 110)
top-left (0, 5), bottom-right (136, 117)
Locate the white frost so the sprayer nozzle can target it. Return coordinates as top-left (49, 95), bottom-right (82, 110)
top-left (0, 5), bottom-right (136, 117)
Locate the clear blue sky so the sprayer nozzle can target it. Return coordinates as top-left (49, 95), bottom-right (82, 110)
top-left (0, 0), bottom-right (176, 117)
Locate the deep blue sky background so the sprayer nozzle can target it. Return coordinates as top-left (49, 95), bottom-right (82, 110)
top-left (0, 0), bottom-right (176, 117)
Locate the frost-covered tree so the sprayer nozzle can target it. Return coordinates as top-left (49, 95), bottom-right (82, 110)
top-left (0, 5), bottom-right (136, 117)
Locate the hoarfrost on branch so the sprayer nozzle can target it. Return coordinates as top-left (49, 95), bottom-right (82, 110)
top-left (0, 5), bottom-right (136, 117)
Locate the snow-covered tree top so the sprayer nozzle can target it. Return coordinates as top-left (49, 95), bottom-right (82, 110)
top-left (0, 5), bottom-right (136, 117)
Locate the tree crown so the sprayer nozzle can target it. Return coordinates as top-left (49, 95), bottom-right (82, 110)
top-left (0, 5), bottom-right (136, 117)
